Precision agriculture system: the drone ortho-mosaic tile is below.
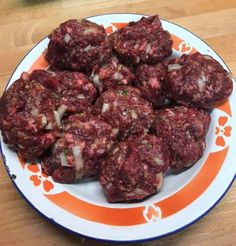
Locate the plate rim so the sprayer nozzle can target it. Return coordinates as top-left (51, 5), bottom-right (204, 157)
top-left (0, 12), bottom-right (235, 243)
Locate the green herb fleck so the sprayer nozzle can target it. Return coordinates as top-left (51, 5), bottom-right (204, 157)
top-left (64, 149), bottom-right (69, 155)
top-left (122, 89), bottom-right (129, 96)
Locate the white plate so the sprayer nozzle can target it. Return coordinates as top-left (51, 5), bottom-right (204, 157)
top-left (1, 13), bottom-right (236, 243)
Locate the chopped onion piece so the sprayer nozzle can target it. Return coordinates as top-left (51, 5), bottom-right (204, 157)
top-left (77, 94), bottom-right (86, 99)
top-left (117, 64), bottom-right (123, 71)
top-left (145, 43), bottom-right (152, 54)
top-left (17, 144), bottom-right (25, 149)
top-left (53, 111), bottom-right (61, 126)
top-left (185, 162), bottom-right (192, 167)
top-left (59, 152), bottom-right (70, 167)
top-left (106, 141), bottom-right (114, 151)
top-left (102, 103), bottom-right (110, 113)
top-left (154, 157), bottom-right (164, 166)
top-left (93, 74), bottom-right (100, 84)
top-left (41, 115), bottom-right (47, 127)
top-left (31, 107), bottom-right (39, 116)
top-left (64, 33), bottom-right (71, 43)
top-left (84, 44), bottom-right (91, 52)
top-left (133, 188), bottom-right (148, 195)
top-left (57, 104), bottom-right (67, 119)
top-left (72, 146), bottom-right (84, 177)
top-left (83, 28), bottom-right (96, 34)
top-left (114, 72), bottom-right (123, 81)
top-left (112, 128), bottom-right (119, 134)
top-left (92, 74), bottom-right (102, 92)
top-left (156, 172), bottom-right (164, 191)
top-left (131, 110), bottom-right (138, 119)
top-left (106, 182), bottom-right (113, 190)
top-left (112, 147), bottom-right (119, 154)
top-left (167, 64), bottom-right (182, 71)
top-left (197, 75), bottom-right (207, 91)
top-left (136, 56), bottom-right (140, 63)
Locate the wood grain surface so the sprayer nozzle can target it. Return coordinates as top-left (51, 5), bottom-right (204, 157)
top-left (0, 1), bottom-right (235, 245)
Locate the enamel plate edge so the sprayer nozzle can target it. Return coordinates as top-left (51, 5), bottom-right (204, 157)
top-left (0, 14), bottom-right (235, 242)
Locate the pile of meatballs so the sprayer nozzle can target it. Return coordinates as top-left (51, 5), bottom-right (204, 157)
top-left (0, 16), bottom-right (233, 203)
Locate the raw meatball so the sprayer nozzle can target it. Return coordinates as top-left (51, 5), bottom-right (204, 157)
top-left (41, 114), bottom-right (116, 183)
top-left (0, 72), bottom-right (59, 160)
top-left (109, 15), bottom-right (173, 65)
top-left (94, 86), bottom-right (154, 140)
top-left (100, 134), bottom-right (170, 202)
top-left (165, 52), bottom-right (233, 109)
top-left (46, 19), bottom-right (112, 72)
top-left (90, 56), bottom-right (135, 92)
top-left (152, 106), bottom-right (211, 169)
top-left (134, 63), bottom-right (167, 107)
top-left (30, 69), bottom-right (97, 114)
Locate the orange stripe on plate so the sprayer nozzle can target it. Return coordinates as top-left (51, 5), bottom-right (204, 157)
top-left (216, 99), bottom-right (232, 117)
top-left (105, 26), bottom-right (113, 34)
top-left (111, 23), bottom-right (128, 29)
top-left (171, 34), bottom-right (197, 54)
top-left (44, 147), bottom-right (228, 226)
top-left (28, 53), bottom-right (49, 73)
top-left (157, 147), bottom-right (229, 218)
top-left (19, 28), bottom-right (231, 226)
top-left (44, 192), bottom-right (145, 226)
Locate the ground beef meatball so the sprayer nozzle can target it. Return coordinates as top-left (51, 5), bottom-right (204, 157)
top-left (30, 69), bottom-right (97, 114)
top-left (90, 56), bottom-right (135, 92)
top-left (100, 134), bottom-right (170, 202)
top-left (94, 86), bottom-right (154, 140)
top-left (152, 106), bottom-right (211, 169)
top-left (134, 63), bottom-right (167, 107)
top-left (46, 19), bottom-right (112, 72)
top-left (41, 114), bottom-right (116, 183)
top-left (0, 72), bottom-right (59, 160)
top-left (109, 15), bottom-right (173, 65)
top-left (165, 52), bottom-right (233, 109)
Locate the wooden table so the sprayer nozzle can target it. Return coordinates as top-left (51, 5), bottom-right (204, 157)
top-left (0, 1), bottom-right (235, 245)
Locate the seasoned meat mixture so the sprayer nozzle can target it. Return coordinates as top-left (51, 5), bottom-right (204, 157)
top-left (46, 19), bottom-right (112, 72)
top-left (41, 114), bottom-right (116, 183)
top-left (100, 134), bottom-right (170, 202)
top-left (165, 52), bottom-right (233, 109)
top-left (0, 72), bottom-right (59, 160)
top-left (109, 15), bottom-right (172, 65)
top-left (152, 106), bottom-right (211, 168)
top-left (30, 69), bottom-right (97, 114)
top-left (134, 63), bottom-right (167, 107)
top-left (94, 86), bottom-right (154, 140)
top-left (90, 55), bottom-right (135, 92)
